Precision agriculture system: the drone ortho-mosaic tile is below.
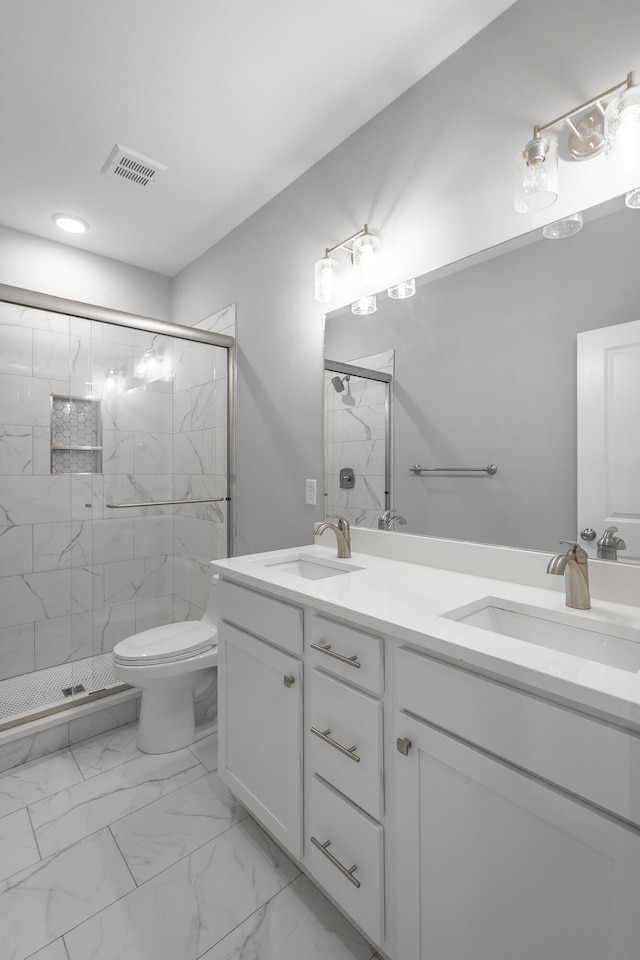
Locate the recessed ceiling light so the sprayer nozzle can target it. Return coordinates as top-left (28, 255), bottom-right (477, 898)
top-left (53, 214), bottom-right (89, 234)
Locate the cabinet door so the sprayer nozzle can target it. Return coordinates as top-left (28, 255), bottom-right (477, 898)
top-left (219, 622), bottom-right (303, 858)
top-left (394, 712), bottom-right (640, 960)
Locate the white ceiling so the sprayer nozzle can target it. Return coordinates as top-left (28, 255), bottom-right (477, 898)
top-left (0, 0), bottom-right (515, 276)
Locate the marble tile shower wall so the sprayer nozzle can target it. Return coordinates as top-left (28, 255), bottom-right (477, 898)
top-left (0, 300), bottom-right (229, 687)
top-left (324, 351), bottom-right (392, 529)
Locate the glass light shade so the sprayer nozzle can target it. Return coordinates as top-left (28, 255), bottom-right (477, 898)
top-left (388, 278), bottom-right (416, 299)
top-left (352, 232), bottom-right (380, 287)
top-left (514, 137), bottom-right (558, 213)
top-left (625, 187), bottom-right (640, 208)
top-left (351, 295), bottom-right (377, 316)
top-left (53, 213), bottom-right (89, 233)
top-left (315, 256), bottom-right (339, 304)
top-left (542, 211), bottom-right (584, 239)
top-left (605, 85), bottom-right (640, 153)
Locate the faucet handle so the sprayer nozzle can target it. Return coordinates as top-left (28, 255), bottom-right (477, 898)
top-left (559, 540), bottom-right (588, 561)
top-left (327, 513), bottom-right (350, 529)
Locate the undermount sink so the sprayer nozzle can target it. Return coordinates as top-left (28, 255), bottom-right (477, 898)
top-left (445, 598), bottom-right (640, 672)
top-left (254, 553), bottom-right (364, 581)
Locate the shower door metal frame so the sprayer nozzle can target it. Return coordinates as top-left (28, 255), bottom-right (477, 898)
top-left (0, 283), bottom-right (237, 730)
top-left (0, 283), bottom-right (237, 558)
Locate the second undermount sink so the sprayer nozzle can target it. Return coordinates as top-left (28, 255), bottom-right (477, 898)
top-left (445, 598), bottom-right (640, 672)
top-left (254, 553), bottom-right (364, 581)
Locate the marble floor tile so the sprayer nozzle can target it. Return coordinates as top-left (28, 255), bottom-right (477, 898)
top-left (187, 730), bottom-right (218, 771)
top-left (111, 769), bottom-right (247, 884)
top-left (198, 874), bottom-right (376, 960)
top-left (64, 817), bottom-right (299, 960)
top-left (0, 808), bottom-right (40, 882)
top-left (23, 939), bottom-right (69, 960)
top-left (29, 748), bottom-right (206, 858)
top-left (0, 827), bottom-right (134, 960)
top-left (69, 720), bottom-right (143, 779)
top-left (0, 749), bottom-right (83, 817)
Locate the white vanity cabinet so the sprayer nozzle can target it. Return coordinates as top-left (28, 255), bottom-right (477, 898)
top-left (394, 646), bottom-right (640, 960)
top-left (218, 580), bottom-right (304, 859)
top-left (305, 614), bottom-right (386, 946)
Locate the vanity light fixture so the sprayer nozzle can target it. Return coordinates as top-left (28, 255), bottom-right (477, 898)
top-left (387, 278), bottom-right (416, 299)
top-left (515, 71), bottom-right (639, 213)
top-left (53, 213), bottom-right (89, 234)
top-left (314, 224), bottom-right (381, 305)
top-left (542, 211), bottom-right (584, 239)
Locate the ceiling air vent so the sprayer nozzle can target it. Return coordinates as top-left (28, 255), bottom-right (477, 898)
top-left (101, 144), bottom-right (167, 188)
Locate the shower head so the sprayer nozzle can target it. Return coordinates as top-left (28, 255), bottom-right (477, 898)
top-left (331, 375), bottom-right (350, 393)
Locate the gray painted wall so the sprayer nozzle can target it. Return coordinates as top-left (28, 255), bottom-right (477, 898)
top-left (172, 0), bottom-right (640, 556)
top-left (326, 203), bottom-right (640, 552)
top-left (0, 225), bottom-right (172, 321)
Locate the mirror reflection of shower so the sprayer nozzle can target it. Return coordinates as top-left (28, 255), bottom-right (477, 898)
top-left (324, 354), bottom-right (393, 530)
top-left (331, 374), bottom-right (350, 392)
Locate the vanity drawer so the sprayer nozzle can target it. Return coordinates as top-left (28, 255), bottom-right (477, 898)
top-left (219, 579), bottom-right (303, 655)
top-left (307, 614), bottom-right (383, 694)
top-left (308, 774), bottom-right (383, 948)
top-left (396, 647), bottom-right (640, 828)
top-left (308, 668), bottom-right (383, 820)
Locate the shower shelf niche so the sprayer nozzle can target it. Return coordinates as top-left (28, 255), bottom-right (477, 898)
top-left (50, 395), bottom-right (103, 474)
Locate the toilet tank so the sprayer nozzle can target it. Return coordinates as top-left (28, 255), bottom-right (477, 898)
top-left (201, 573), bottom-right (220, 630)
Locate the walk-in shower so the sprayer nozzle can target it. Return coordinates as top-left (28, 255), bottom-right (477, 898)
top-left (0, 287), bottom-right (235, 730)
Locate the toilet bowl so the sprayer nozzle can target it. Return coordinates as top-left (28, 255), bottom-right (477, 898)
top-left (112, 574), bottom-right (219, 754)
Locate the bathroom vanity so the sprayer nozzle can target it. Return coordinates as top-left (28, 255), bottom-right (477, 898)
top-left (212, 531), bottom-right (640, 960)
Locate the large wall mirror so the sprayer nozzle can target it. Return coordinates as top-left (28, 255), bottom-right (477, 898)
top-left (324, 194), bottom-right (640, 564)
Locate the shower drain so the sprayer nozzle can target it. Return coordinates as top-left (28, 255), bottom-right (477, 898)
top-left (62, 684), bottom-right (86, 697)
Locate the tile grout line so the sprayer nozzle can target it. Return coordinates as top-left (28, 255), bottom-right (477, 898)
top-left (58, 817), bottom-right (257, 952)
top-left (109, 798), bottom-right (250, 887)
top-left (25, 752), bottom-right (209, 863)
top-left (193, 872), bottom-right (303, 960)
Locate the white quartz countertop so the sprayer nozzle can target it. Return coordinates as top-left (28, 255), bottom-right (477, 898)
top-left (212, 544), bottom-right (640, 728)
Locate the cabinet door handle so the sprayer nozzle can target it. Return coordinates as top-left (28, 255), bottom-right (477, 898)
top-left (310, 642), bottom-right (361, 669)
top-left (310, 726), bottom-right (361, 762)
top-left (396, 737), bottom-right (412, 756)
top-left (283, 675), bottom-right (295, 688)
top-left (310, 836), bottom-right (361, 888)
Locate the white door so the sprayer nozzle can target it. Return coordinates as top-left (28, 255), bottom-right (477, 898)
top-left (577, 319), bottom-right (640, 561)
top-left (218, 622), bottom-right (303, 858)
top-left (394, 712), bottom-right (640, 960)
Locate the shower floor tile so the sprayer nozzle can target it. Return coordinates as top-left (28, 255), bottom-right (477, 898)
top-left (0, 651), bottom-right (121, 725)
top-left (0, 723), bottom-right (377, 960)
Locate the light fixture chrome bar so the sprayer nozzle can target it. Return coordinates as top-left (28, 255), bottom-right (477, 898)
top-left (106, 497), bottom-right (225, 508)
top-left (410, 464), bottom-right (497, 476)
top-left (324, 224), bottom-right (369, 258)
top-left (534, 72), bottom-right (636, 138)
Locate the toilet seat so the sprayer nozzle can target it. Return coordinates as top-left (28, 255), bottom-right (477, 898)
top-left (113, 621), bottom-right (216, 667)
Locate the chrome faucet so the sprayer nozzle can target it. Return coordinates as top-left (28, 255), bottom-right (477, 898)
top-left (597, 526), bottom-right (626, 561)
top-left (378, 509), bottom-right (407, 531)
top-left (547, 541), bottom-right (591, 609)
top-left (315, 514), bottom-right (351, 558)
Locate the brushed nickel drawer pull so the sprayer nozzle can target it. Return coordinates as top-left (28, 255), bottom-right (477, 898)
top-left (310, 641), bottom-right (361, 669)
top-left (310, 726), bottom-right (361, 762)
top-left (283, 675), bottom-right (295, 688)
top-left (396, 737), bottom-right (412, 756)
top-left (310, 836), bottom-right (361, 888)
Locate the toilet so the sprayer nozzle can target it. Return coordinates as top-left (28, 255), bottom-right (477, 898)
top-left (112, 574), bottom-right (219, 754)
